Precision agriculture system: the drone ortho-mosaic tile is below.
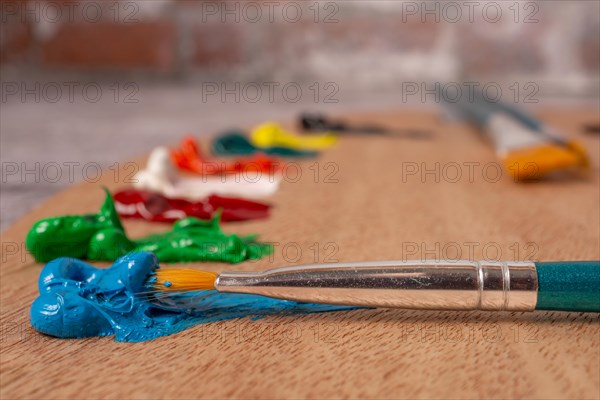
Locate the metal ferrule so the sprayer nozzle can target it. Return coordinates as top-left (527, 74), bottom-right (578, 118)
top-left (215, 260), bottom-right (538, 311)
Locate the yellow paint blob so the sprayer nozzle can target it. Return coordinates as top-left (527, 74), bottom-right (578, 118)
top-left (251, 122), bottom-right (337, 151)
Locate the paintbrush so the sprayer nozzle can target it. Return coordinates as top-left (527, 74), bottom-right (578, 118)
top-left (300, 113), bottom-right (432, 139)
top-left (148, 260), bottom-right (600, 313)
top-left (442, 89), bottom-right (589, 180)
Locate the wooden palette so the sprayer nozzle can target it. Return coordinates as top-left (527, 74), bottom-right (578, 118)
top-left (1, 110), bottom-right (598, 399)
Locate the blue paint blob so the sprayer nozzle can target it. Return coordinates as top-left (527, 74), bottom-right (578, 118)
top-left (30, 252), bottom-right (355, 342)
top-left (164, 281), bottom-right (172, 288)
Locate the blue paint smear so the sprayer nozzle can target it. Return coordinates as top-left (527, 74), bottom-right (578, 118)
top-left (30, 252), bottom-right (355, 342)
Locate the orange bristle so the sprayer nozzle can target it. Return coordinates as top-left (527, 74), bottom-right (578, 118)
top-left (152, 269), bottom-right (218, 292)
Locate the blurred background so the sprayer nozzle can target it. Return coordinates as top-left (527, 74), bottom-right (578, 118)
top-left (1, 0), bottom-right (599, 229)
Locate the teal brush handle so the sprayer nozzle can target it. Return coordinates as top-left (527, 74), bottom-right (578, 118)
top-left (536, 261), bottom-right (600, 312)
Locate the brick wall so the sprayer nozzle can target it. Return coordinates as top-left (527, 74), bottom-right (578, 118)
top-left (1, 1), bottom-right (598, 92)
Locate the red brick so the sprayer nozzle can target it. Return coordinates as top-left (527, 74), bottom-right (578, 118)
top-left (0, 0), bottom-right (32, 62)
top-left (42, 21), bottom-right (177, 71)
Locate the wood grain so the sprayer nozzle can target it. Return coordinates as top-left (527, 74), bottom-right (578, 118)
top-left (1, 110), bottom-right (599, 399)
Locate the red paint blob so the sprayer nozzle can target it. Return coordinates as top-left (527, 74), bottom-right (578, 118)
top-left (113, 189), bottom-right (271, 223)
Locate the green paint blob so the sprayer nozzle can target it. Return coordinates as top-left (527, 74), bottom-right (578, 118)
top-left (536, 261), bottom-right (600, 312)
top-left (212, 132), bottom-right (318, 158)
top-left (26, 189), bottom-right (272, 264)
